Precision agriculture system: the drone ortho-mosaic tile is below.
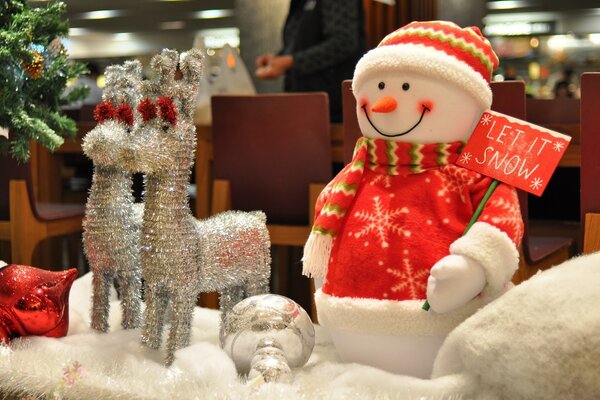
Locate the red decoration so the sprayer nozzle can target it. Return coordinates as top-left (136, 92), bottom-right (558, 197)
top-left (457, 110), bottom-right (571, 196)
top-left (114, 104), bottom-right (134, 127)
top-left (156, 97), bottom-right (177, 125)
top-left (0, 265), bottom-right (78, 342)
top-left (93, 102), bottom-right (115, 124)
top-left (138, 98), bottom-right (158, 122)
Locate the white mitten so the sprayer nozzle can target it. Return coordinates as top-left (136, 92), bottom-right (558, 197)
top-left (427, 254), bottom-right (486, 313)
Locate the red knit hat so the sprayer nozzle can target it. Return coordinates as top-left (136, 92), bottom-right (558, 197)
top-left (352, 21), bottom-right (499, 110)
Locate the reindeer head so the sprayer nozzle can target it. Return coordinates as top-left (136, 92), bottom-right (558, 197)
top-left (82, 60), bottom-right (142, 167)
top-left (120, 49), bottom-right (204, 176)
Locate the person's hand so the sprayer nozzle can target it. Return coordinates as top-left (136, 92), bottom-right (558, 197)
top-left (255, 55), bottom-right (293, 80)
top-left (255, 54), bottom-right (274, 69)
top-left (426, 254), bottom-right (486, 313)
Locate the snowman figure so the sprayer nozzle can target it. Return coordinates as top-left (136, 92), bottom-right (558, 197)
top-left (303, 21), bottom-right (524, 378)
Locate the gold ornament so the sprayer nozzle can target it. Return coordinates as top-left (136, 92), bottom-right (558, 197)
top-left (22, 50), bottom-right (45, 79)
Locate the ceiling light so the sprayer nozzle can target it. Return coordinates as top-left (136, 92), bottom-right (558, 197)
top-left (194, 9), bottom-right (234, 19)
top-left (160, 21), bottom-right (186, 30)
top-left (68, 28), bottom-right (90, 36)
top-left (80, 10), bottom-right (124, 20)
top-left (487, 1), bottom-right (536, 10)
top-left (113, 33), bottom-right (132, 41)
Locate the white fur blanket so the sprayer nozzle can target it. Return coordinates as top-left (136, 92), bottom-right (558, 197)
top-left (1, 253), bottom-right (599, 399)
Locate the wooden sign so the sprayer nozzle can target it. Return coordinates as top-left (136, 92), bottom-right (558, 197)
top-left (457, 110), bottom-right (571, 196)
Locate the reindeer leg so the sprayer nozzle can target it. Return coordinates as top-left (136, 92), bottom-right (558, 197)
top-left (219, 284), bottom-right (245, 323)
top-left (117, 267), bottom-right (142, 329)
top-left (245, 274), bottom-right (270, 298)
top-left (245, 246), bottom-right (272, 297)
top-left (142, 284), bottom-right (169, 350)
top-left (165, 291), bottom-right (195, 366)
top-left (91, 270), bottom-right (113, 332)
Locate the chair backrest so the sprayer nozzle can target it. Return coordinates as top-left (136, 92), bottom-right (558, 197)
top-left (0, 155), bottom-right (31, 220)
top-left (489, 81), bottom-right (530, 248)
top-left (342, 79), bottom-right (361, 165)
top-left (211, 93), bottom-right (332, 225)
top-left (580, 73), bottom-right (600, 226)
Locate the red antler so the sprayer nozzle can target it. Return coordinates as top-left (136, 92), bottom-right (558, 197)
top-left (156, 97), bottom-right (177, 125)
top-left (138, 98), bottom-right (158, 122)
top-left (114, 104), bottom-right (134, 127)
top-left (94, 102), bottom-right (115, 124)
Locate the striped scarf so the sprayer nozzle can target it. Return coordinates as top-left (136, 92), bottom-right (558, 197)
top-left (303, 137), bottom-right (464, 278)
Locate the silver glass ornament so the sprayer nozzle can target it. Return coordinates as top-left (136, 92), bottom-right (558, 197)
top-left (118, 49), bottom-right (271, 366)
top-left (82, 60), bottom-right (144, 332)
top-left (220, 294), bottom-right (315, 383)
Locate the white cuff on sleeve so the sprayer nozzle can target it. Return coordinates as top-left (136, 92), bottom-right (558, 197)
top-left (449, 222), bottom-right (519, 297)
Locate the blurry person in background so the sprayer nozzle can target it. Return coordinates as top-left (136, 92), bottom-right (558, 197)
top-left (255, 0), bottom-right (366, 123)
top-left (553, 67), bottom-right (575, 99)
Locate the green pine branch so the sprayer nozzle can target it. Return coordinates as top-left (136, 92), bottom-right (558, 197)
top-left (0, 0), bottom-right (87, 162)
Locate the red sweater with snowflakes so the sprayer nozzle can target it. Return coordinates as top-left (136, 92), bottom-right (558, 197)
top-left (309, 138), bottom-right (523, 302)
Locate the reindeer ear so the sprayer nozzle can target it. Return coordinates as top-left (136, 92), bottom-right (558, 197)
top-left (94, 102), bottom-right (115, 123)
top-left (156, 97), bottom-right (177, 125)
top-left (138, 98), bottom-right (158, 122)
top-left (123, 59), bottom-right (142, 78)
top-left (179, 49), bottom-right (203, 84)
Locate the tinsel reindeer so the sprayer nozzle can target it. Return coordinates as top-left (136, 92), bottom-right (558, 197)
top-left (82, 60), bottom-right (144, 332)
top-left (121, 49), bottom-right (271, 365)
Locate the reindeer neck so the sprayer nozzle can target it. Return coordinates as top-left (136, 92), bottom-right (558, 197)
top-left (144, 168), bottom-right (192, 218)
top-left (87, 165), bottom-right (134, 207)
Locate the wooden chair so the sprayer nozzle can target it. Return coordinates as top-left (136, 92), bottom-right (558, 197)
top-left (0, 155), bottom-right (85, 268)
top-left (209, 93), bottom-right (333, 319)
top-left (342, 79), bottom-right (361, 164)
top-left (490, 81), bottom-right (574, 282)
top-left (580, 73), bottom-right (600, 254)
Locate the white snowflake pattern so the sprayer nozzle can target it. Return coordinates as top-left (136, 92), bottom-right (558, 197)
top-left (369, 174), bottom-right (393, 188)
top-left (482, 196), bottom-right (524, 243)
top-left (459, 152), bottom-right (472, 165)
top-left (353, 196), bottom-right (409, 248)
top-left (552, 141), bottom-right (565, 152)
top-left (481, 113), bottom-right (493, 125)
top-left (530, 177), bottom-right (543, 191)
top-left (435, 166), bottom-right (478, 203)
top-left (386, 257), bottom-right (429, 299)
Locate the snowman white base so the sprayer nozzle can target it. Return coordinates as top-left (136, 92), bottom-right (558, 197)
top-left (314, 286), bottom-right (489, 378)
top-left (329, 330), bottom-right (445, 378)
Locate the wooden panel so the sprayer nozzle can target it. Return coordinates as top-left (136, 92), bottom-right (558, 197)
top-left (362, 0), bottom-right (436, 48)
top-left (267, 225), bottom-right (311, 247)
top-left (580, 73), bottom-right (600, 233)
top-left (0, 221), bottom-right (10, 240)
top-left (584, 213), bottom-right (600, 254)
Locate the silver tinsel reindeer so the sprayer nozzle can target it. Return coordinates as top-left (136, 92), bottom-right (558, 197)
top-left (120, 49), bottom-right (271, 365)
top-left (82, 60), bottom-right (144, 332)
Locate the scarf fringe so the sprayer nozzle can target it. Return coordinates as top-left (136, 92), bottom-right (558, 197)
top-left (302, 232), bottom-right (333, 278)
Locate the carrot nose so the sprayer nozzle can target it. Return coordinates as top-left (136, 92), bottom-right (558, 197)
top-left (371, 96), bottom-right (397, 113)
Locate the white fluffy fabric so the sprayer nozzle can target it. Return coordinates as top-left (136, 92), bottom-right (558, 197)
top-left (352, 44), bottom-right (492, 110)
top-left (2, 252), bottom-right (599, 399)
top-left (433, 251), bottom-right (600, 399)
top-left (449, 222), bottom-right (518, 297)
top-left (0, 272), bottom-right (465, 399)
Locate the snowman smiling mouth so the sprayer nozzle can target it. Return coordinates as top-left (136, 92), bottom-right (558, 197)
top-left (362, 103), bottom-right (431, 138)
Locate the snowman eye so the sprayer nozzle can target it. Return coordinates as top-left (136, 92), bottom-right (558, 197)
top-left (402, 82), bottom-right (410, 91)
top-left (378, 82), bottom-right (385, 90)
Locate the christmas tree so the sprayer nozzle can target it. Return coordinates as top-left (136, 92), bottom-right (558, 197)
top-left (0, 0), bottom-right (88, 161)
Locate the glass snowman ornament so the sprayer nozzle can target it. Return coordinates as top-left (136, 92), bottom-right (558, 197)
top-left (220, 294), bottom-right (315, 383)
